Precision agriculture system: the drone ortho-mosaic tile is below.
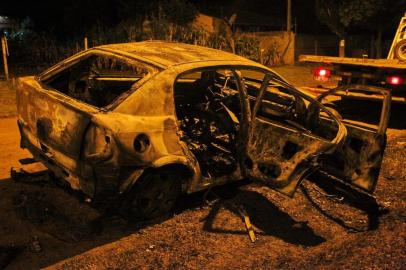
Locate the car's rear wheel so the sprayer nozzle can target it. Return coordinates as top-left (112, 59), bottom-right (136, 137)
top-left (121, 169), bottom-right (182, 221)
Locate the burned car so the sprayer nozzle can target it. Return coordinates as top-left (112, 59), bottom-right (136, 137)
top-left (16, 41), bottom-right (391, 220)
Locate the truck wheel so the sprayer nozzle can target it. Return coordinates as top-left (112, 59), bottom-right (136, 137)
top-left (394, 39), bottom-right (406, 61)
top-left (120, 169), bottom-right (182, 221)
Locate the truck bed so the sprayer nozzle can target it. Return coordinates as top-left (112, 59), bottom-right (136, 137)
top-left (299, 55), bottom-right (406, 70)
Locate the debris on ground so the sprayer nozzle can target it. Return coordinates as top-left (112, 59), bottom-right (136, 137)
top-left (0, 246), bottom-right (24, 269)
top-left (29, 236), bottom-right (42, 253)
top-left (238, 206), bottom-right (257, 243)
top-left (203, 188), bottom-right (257, 243)
top-left (10, 168), bottom-right (51, 184)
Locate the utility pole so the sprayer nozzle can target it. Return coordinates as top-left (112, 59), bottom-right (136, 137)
top-left (287, 0), bottom-right (292, 32)
top-left (1, 34), bottom-right (9, 81)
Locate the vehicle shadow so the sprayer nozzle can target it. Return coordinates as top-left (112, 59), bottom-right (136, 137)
top-left (303, 173), bottom-right (388, 233)
top-left (0, 175), bottom-right (168, 269)
top-left (0, 174), bottom-right (327, 268)
top-left (193, 187), bottom-right (326, 247)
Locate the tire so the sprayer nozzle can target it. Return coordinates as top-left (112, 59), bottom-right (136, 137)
top-left (120, 169), bottom-right (182, 221)
top-left (394, 39), bottom-right (406, 61)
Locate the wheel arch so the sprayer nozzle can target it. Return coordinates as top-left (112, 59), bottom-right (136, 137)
top-left (120, 159), bottom-right (197, 195)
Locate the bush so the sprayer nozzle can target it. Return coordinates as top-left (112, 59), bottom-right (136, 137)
top-left (8, 19), bottom-right (261, 68)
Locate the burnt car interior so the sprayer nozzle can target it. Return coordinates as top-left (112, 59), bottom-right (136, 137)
top-left (239, 71), bottom-right (344, 141)
top-left (42, 54), bottom-right (149, 107)
top-left (174, 67), bottom-right (341, 180)
top-left (241, 72), bottom-right (344, 194)
top-left (174, 68), bottom-right (242, 178)
top-left (243, 72), bottom-right (310, 131)
top-left (243, 71), bottom-right (339, 142)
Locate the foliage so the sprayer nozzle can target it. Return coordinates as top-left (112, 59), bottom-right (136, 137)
top-left (7, 20), bottom-right (262, 68)
top-left (338, 0), bottom-right (383, 27)
top-left (315, 0), bottom-right (405, 38)
top-left (4, 0), bottom-right (282, 68)
top-left (161, 0), bottom-right (198, 26)
top-left (235, 36), bottom-right (260, 61)
top-left (263, 42), bottom-right (282, 66)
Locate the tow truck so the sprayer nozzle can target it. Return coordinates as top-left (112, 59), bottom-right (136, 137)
top-left (299, 13), bottom-right (406, 103)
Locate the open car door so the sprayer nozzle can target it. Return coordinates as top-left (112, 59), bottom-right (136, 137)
top-left (312, 85), bottom-right (391, 192)
top-left (236, 71), bottom-right (347, 197)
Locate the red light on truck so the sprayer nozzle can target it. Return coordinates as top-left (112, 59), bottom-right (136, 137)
top-left (313, 67), bottom-right (331, 81)
top-left (318, 69), bottom-right (328, 76)
top-left (387, 76), bottom-right (402, 85)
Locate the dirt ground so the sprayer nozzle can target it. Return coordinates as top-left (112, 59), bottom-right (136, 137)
top-left (0, 67), bottom-right (405, 269)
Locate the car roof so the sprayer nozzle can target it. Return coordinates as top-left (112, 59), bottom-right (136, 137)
top-left (96, 41), bottom-right (254, 68)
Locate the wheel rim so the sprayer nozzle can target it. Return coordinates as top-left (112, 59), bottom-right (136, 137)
top-left (128, 171), bottom-right (180, 219)
top-left (398, 44), bottom-right (406, 58)
top-left (395, 40), bottom-right (406, 60)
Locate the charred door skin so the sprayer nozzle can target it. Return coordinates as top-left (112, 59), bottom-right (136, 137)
top-left (247, 119), bottom-right (333, 196)
top-left (316, 85), bottom-right (391, 192)
top-left (241, 73), bottom-right (345, 197)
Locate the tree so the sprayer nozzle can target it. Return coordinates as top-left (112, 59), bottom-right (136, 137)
top-left (361, 0), bottom-right (405, 58)
top-left (161, 0), bottom-right (198, 26)
top-left (315, 0), bottom-right (380, 56)
top-left (315, 0), bottom-right (404, 58)
top-left (221, 14), bottom-right (237, 54)
top-left (315, 0), bottom-right (349, 41)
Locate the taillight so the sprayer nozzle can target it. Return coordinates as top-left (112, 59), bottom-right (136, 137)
top-left (387, 76), bottom-right (403, 85)
top-left (313, 67), bottom-right (331, 81)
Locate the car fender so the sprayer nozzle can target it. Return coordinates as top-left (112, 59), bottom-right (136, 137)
top-left (119, 155), bottom-right (198, 195)
top-left (152, 155), bottom-right (199, 191)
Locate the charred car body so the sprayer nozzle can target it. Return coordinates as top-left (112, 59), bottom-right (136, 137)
top-left (16, 42), bottom-right (391, 219)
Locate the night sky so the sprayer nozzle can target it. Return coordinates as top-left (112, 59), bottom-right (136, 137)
top-left (0, 0), bottom-right (404, 38)
top-left (1, 0), bottom-right (328, 34)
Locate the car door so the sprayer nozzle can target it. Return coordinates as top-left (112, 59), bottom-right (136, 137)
top-left (313, 85), bottom-right (391, 192)
top-left (235, 70), bottom-right (347, 197)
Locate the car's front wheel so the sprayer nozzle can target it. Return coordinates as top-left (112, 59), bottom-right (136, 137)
top-left (120, 169), bottom-right (182, 221)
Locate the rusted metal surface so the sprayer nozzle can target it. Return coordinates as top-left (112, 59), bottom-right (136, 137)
top-left (15, 41), bottom-right (390, 218)
top-left (299, 53), bottom-right (406, 104)
top-left (314, 85), bottom-right (391, 192)
top-left (299, 55), bottom-right (406, 70)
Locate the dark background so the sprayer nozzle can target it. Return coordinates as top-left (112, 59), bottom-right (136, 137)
top-left (0, 0), bottom-right (405, 69)
top-left (2, 0), bottom-right (403, 37)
